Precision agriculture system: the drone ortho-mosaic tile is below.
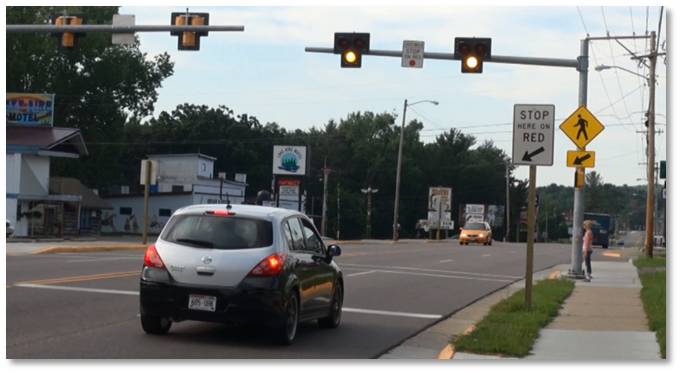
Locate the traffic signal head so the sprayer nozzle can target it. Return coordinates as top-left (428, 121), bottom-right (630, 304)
top-left (334, 32), bottom-right (370, 68)
top-left (50, 15), bottom-right (85, 49)
top-left (171, 12), bottom-right (209, 51)
top-left (454, 37), bottom-right (492, 73)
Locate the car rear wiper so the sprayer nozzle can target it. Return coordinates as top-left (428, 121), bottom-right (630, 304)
top-left (174, 238), bottom-right (214, 248)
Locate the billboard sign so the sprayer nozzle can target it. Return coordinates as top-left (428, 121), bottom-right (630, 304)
top-left (6, 93), bottom-right (55, 126)
top-left (273, 145), bottom-right (307, 176)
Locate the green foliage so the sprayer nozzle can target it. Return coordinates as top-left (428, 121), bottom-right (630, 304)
top-left (639, 271), bottom-right (666, 358)
top-left (453, 279), bottom-right (574, 357)
top-left (634, 256), bottom-right (666, 268)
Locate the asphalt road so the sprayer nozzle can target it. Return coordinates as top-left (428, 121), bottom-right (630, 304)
top-left (7, 240), bottom-right (601, 358)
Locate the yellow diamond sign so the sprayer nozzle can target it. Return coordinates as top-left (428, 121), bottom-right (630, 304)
top-left (559, 106), bottom-right (605, 149)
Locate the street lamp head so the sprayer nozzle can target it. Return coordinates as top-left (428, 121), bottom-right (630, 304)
top-left (594, 65), bottom-right (611, 72)
top-left (431, 101), bottom-right (439, 106)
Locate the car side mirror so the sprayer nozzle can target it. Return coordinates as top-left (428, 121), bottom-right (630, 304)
top-left (327, 244), bottom-right (342, 258)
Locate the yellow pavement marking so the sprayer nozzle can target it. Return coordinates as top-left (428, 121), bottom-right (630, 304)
top-left (447, 324), bottom-right (477, 359)
top-left (548, 270), bottom-right (561, 279)
top-left (602, 251), bottom-right (622, 258)
top-left (437, 344), bottom-right (454, 360)
top-left (16, 270), bottom-right (140, 286)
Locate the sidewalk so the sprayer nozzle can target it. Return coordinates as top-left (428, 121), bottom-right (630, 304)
top-left (526, 260), bottom-right (661, 360)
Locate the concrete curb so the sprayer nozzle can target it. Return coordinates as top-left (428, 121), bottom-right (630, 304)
top-left (33, 244), bottom-right (147, 255)
top-left (378, 264), bottom-right (568, 359)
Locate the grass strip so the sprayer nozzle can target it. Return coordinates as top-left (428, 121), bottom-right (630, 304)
top-left (633, 256), bottom-right (666, 269)
top-left (639, 270), bottom-right (666, 358)
top-left (452, 278), bottom-right (574, 357)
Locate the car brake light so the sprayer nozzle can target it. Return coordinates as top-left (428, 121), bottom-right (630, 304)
top-left (206, 210), bottom-right (235, 216)
top-left (249, 253), bottom-right (286, 276)
top-left (144, 244), bottom-right (165, 269)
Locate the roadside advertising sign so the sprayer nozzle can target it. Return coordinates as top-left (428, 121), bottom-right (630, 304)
top-left (6, 93), bottom-right (55, 126)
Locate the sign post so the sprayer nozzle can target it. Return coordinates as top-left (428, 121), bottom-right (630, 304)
top-left (512, 104), bottom-right (555, 309)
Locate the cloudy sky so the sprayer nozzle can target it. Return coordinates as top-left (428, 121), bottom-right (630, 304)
top-left (119, 2), bottom-right (667, 187)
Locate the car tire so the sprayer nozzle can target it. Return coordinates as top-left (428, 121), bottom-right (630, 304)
top-left (319, 281), bottom-right (343, 329)
top-left (488, 240), bottom-right (492, 246)
top-left (141, 314), bottom-right (172, 335)
top-left (276, 292), bottom-right (299, 345)
top-left (459, 241), bottom-right (464, 245)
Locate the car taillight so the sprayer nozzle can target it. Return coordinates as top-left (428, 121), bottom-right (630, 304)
top-left (249, 253), bottom-right (286, 276)
top-left (144, 244), bottom-right (165, 269)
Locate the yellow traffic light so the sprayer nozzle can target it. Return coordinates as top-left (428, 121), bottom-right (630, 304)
top-left (334, 32), bottom-right (370, 68)
top-left (171, 12), bottom-right (209, 51)
top-left (343, 50), bottom-right (358, 65)
top-left (52, 15), bottom-right (84, 48)
top-left (464, 55), bottom-right (479, 70)
top-left (454, 37), bottom-right (492, 73)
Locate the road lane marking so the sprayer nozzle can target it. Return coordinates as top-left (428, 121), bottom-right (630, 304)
top-left (439, 259), bottom-right (454, 263)
top-left (346, 270), bottom-right (377, 277)
top-left (339, 263), bottom-right (521, 280)
top-left (342, 307), bottom-right (441, 319)
top-left (375, 269), bottom-right (510, 283)
top-left (481, 254), bottom-right (491, 257)
top-left (18, 271), bottom-right (140, 285)
top-left (66, 257), bottom-right (141, 263)
top-left (13, 284), bottom-right (442, 320)
top-left (14, 283), bottom-right (139, 296)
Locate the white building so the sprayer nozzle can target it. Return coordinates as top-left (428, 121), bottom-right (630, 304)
top-left (102, 153), bottom-right (247, 234)
top-left (6, 126), bottom-right (88, 237)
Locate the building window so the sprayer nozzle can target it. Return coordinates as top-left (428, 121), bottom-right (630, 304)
top-left (172, 185), bottom-right (184, 193)
top-left (120, 207), bottom-right (132, 215)
top-left (159, 208), bottom-right (172, 217)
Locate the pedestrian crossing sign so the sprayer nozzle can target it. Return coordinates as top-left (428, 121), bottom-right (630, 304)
top-left (559, 106), bottom-right (605, 149)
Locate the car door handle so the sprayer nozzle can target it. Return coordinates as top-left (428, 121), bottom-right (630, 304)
top-left (196, 266), bottom-right (216, 276)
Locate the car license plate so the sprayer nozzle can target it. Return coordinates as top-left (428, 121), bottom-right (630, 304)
top-left (188, 294), bottom-right (217, 312)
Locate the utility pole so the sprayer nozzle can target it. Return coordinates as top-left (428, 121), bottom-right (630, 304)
top-left (505, 162), bottom-right (511, 242)
top-left (361, 186), bottom-right (379, 238)
top-left (644, 31), bottom-right (658, 258)
top-left (142, 159), bottom-right (151, 245)
top-left (567, 38), bottom-right (589, 278)
top-left (321, 158), bottom-right (331, 237)
top-left (336, 182), bottom-right (341, 240)
top-left (393, 99), bottom-right (408, 241)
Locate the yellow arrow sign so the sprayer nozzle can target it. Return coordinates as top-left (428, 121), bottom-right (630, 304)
top-left (559, 106), bottom-right (605, 149)
top-left (566, 150), bottom-right (595, 168)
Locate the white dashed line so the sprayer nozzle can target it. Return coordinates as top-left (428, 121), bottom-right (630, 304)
top-left (439, 259), bottom-right (454, 263)
top-left (346, 270), bottom-right (377, 277)
top-left (342, 307), bottom-right (441, 319)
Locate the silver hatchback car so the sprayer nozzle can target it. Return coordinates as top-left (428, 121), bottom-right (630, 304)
top-left (139, 204), bottom-right (344, 344)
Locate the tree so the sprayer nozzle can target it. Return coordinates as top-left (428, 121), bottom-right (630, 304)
top-left (6, 6), bottom-right (174, 188)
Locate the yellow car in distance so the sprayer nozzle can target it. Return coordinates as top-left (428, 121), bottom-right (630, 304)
top-left (459, 221), bottom-right (492, 246)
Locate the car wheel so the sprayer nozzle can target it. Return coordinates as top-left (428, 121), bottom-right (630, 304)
top-left (141, 314), bottom-right (172, 335)
top-left (459, 241), bottom-right (464, 245)
top-left (319, 281), bottom-right (343, 329)
top-left (276, 292), bottom-right (299, 345)
top-left (488, 240), bottom-right (492, 246)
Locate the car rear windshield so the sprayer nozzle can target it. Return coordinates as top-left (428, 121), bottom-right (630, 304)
top-left (161, 215), bottom-right (273, 249)
top-left (463, 222), bottom-right (486, 230)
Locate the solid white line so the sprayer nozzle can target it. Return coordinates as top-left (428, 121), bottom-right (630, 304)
top-left (340, 263), bottom-right (521, 280)
top-left (14, 283), bottom-right (140, 296)
top-left (342, 307), bottom-right (441, 319)
top-left (439, 259), bottom-right (454, 263)
top-left (13, 283), bottom-right (442, 320)
top-left (346, 270), bottom-right (377, 277)
top-left (376, 269), bottom-right (510, 283)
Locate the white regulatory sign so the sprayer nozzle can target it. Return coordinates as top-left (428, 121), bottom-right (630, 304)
top-left (402, 40), bottom-right (424, 68)
top-left (512, 104), bottom-right (555, 166)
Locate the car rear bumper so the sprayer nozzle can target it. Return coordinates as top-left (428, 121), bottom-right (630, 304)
top-left (459, 236), bottom-right (489, 244)
top-left (140, 279), bottom-right (286, 325)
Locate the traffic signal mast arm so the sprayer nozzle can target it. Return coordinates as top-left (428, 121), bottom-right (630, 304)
top-left (7, 24), bottom-right (244, 33)
top-left (305, 47), bottom-right (580, 70)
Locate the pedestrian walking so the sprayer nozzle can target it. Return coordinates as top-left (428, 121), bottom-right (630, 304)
top-left (583, 220), bottom-right (594, 281)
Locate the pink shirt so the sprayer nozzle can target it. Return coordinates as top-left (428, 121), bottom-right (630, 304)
top-left (583, 230), bottom-right (593, 251)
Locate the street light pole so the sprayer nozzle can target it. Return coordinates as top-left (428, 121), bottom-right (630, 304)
top-left (392, 99), bottom-right (438, 241)
top-left (505, 161), bottom-right (511, 242)
top-left (392, 99), bottom-right (408, 241)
